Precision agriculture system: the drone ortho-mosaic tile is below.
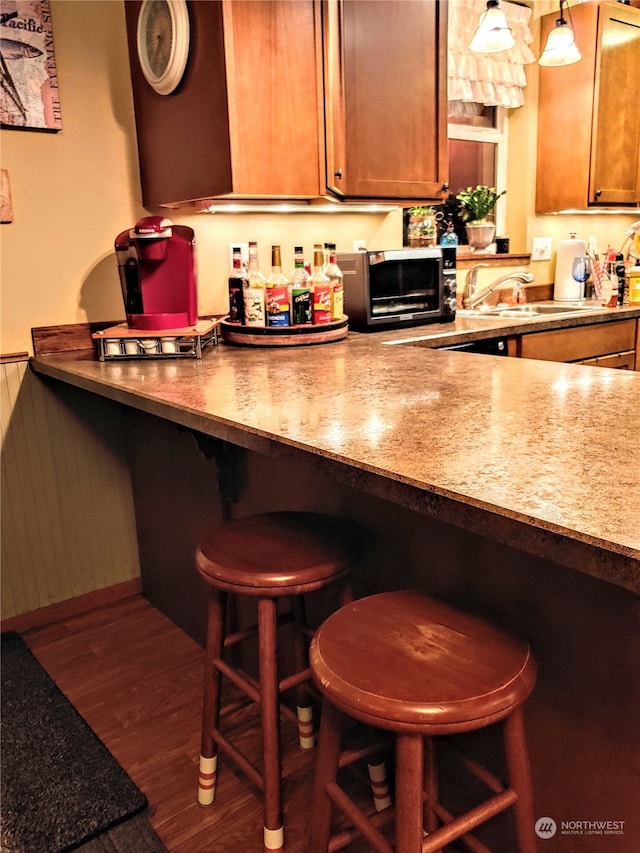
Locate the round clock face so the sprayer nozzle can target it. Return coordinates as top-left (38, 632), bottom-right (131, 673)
top-left (136, 0), bottom-right (190, 95)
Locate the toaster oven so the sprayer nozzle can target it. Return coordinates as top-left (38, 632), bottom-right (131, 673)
top-left (337, 247), bottom-right (457, 330)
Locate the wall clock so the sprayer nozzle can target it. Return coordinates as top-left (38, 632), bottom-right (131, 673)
top-left (136, 0), bottom-right (190, 95)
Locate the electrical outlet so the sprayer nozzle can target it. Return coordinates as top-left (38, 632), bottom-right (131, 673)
top-left (531, 237), bottom-right (552, 261)
top-left (228, 242), bottom-right (249, 270)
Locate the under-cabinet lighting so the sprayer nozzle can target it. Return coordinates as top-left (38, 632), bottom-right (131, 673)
top-left (197, 201), bottom-right (398, 214)
top-left (546, 208), bottom-right (640, 215)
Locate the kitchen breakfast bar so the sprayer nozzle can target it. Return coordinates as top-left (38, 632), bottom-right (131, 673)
top-left (31, 326), bottom-right (640, 851)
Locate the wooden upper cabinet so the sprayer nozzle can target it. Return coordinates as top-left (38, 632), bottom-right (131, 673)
top-left (536, 2), bottom-right (640, 213)
top-left (322, 0), bottom-right (449, 202)
top-left (124, 1), bottom-right (323, 207)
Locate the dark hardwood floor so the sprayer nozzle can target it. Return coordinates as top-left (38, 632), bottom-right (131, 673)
top-left (23, 594), bottom-right (371, 853)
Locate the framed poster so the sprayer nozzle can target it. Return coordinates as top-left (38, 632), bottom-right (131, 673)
top-left (0, 0), bottom-right (62, 130)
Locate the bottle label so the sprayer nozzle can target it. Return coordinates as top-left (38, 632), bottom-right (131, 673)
top-left (243, 288), bottom-right (266, 326)
top-left (266, 286), bottom-right (291, 327)
top-left (228, 281), bottom-right (245, 324)
top-left (292, 288), bottom-right (312, 325)
top-left (331, 283), bottom-right (344, 320)
top-left (313, 285), bottom-right (333, 324)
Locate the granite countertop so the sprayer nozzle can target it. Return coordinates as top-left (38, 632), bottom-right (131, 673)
top-left (31, 305), bottom-right (640, 595)
top-left (367, 302), bottom-right (640, 348)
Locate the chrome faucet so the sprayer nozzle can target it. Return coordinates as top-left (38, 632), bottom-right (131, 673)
top-left (462, 264), bottom-right (534, 310)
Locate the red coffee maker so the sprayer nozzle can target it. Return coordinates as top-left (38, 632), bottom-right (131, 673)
top-left (115, 216), bottom-right (197, 330)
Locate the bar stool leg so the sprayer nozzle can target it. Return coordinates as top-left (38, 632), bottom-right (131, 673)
top-left (198, 589), bottom-right (227, 806)
top-left (395, 733), bottom-right (425, 853)
top-left (290, 595), bottom-right (315, 750)
top-left (503, 708), bottom-right (537, 853)
top-left (365, 730), bottom-right (392, 813)
top-left (339, 580), bottom-right (355, 607)
top-left (423, 735), bottom-right (440, 836)
top-left (306, 700), bottom-right (343, 853)
top-left (258, 597), bottom-right (284, 851)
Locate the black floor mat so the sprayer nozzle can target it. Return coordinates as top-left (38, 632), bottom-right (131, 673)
top-left (1, 632), bottom-right (148, 853)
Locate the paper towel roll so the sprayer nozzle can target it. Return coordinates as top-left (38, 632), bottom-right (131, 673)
top-left (554, 233), bottom-right (586, 301)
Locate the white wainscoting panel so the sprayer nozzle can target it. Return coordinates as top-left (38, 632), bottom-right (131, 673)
top-left (1, 359), bottom-right (140, 620)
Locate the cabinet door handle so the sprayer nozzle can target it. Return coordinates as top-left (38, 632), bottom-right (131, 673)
top-left (442, 182), bottom-right (449, 192)
top-left (334, 169), bottom-right (343, 179)
top-left (595, 189), bottom-right (602, 198)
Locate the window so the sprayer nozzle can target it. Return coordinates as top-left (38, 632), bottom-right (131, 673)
top-left (402, 111), bottom-right (508, 249)
top-left (444, 0), bottom-right (534, 243)
top-left (447, 107), bottom-right (508, 236)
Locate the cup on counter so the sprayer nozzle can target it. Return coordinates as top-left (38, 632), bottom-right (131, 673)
top-left (160, 337), bottom-right (177, 354)
top-left (105, 340), bottom-right (121, 356)
top-left (124, 340), bottom-right (140, 355)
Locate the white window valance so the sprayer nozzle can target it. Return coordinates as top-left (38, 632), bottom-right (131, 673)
top-left (448, 0), bottom-right (536, 113)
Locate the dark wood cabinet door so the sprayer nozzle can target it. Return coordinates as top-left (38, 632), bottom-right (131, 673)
top-left (322, 0), bottom-right (448, 201)
top-left (536, 2), bottom-right (640, 212)
top-left (124, 0), bottom-right (323, 207)
top-left (590, 3), bottom-right (640, 205)
top-left (518, 319), bottom-right (638, 364)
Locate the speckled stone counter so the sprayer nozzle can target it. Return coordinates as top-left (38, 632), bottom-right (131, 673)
top-left (31, 311), bottom-right (640, 594)
top-left (365, 301), bottom-right (640, 348)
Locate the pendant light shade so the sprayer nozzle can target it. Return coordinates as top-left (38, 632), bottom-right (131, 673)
top-left (469, 0), bottom-right (516, 54)
top-left (538, 0), bottom-right (582, 67)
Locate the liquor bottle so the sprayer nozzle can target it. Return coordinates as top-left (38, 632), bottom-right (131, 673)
top-left (615, 253), bottom-right (626, 306)
top-left (323, 242), bottom-right (334, 273)
top-left (440, 218), bottom-right (459, 247)
top-left (289, 246), bottom-right (312, 325)
top-left (324, 246), bottom-right (344, 320)
top-left (227, 246), bottom-right (247, 324)
top-left (601, 249), bottom-right (618, 308)
top-left (628, 264), bottom-right (640, 305)
top-left (266, 245), bottom-right (290, 327)
top-left (310, 243), bottom-right (332, 324)
top-left (243, 241), bottom-right (266, 327)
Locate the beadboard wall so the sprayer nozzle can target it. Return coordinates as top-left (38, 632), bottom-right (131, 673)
top-left (1, 358), bottom-right (140, 623)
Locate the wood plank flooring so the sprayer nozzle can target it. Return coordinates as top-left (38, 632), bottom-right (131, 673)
top-left (23, 595), bottom-right (372, 853)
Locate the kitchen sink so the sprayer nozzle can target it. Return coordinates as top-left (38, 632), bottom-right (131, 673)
top-left (460, 303), bottom-right (604, 318)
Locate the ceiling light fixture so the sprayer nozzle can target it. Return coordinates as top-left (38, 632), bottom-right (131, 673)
top-left (469, 0), bottom-right (516, 54)
top-left (538, 0), bottom-right (582, 67)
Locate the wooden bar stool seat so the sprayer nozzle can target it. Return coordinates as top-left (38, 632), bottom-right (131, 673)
top-left (307, 590), bottom-right (538, 853)
top-left (195, 511), bottom-right (359, 852)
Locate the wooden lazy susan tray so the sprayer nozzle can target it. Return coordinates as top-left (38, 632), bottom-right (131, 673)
top-left (220, 316), bottom-right (349, 346)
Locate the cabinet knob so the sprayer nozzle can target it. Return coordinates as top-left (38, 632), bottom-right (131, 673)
top-left (334, 169), bottom-right (343, 179)
top-left (595, 189), bottom-right (602, 198)
top-left (442, 182), bottom-right (449, 192)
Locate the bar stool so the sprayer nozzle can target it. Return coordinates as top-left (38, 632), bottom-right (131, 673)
top-left (307, 590), bottom-right (538, 853)
top-left (195, 511), bottom-right (360, 852)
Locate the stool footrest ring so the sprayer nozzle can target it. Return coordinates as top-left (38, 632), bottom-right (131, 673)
top-left (424, 789), bottom-right (518, 853)
top-left (210, 727), bottom-right (264, 792)
top-left (325, 781), bottom-right (394, 853)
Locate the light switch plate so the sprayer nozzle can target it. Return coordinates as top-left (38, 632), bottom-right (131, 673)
top-left (531, 237), bottom-right (552, 261)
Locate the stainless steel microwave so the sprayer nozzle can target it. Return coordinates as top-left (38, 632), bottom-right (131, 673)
top-left (337, 247), bottom-right (457, 330)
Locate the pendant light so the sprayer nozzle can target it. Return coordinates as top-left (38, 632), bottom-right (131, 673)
top-left (538, 0), bottom-right (582, 67)
top-left (469, 0), bottom-right (516, 54)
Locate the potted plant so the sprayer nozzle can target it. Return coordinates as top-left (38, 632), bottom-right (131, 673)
top-left (406, 205), bottom-right (437, 248)
top-left (455, 186), bottom-right (506, 251)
